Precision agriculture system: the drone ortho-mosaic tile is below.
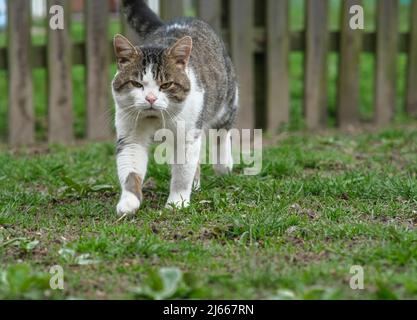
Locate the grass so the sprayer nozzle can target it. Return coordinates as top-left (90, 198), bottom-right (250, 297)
top-left (0, 124), bottom-right (417, 299)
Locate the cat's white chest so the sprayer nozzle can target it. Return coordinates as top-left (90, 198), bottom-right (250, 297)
top-left (176, 68), bottom-right (205, 129)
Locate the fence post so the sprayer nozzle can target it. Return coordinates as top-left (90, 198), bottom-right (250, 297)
top-left (337, 0), bottom-right (362, 128)
top-left (304, 0), bottom-right (329, 129)
top-left (375, 0), bottom-right (398, 125)
top-left (86, 0), bottom-right (112, 140)
top-left (406, 0), bottom-right (417, 117)
top-left (7, 0), bottom-right (34, 146)
top-left (266, 0), bottom-right (289, 133)
top-left (230, 0), bottom-right (255, 130)
top-left (47, 0), bottom-right (73, 144)
top-left (197, 0), bottom-right (222, 35)
top-left (160, 0), bottom-right (185, 21)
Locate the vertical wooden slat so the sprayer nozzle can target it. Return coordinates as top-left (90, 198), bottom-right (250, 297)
top-left (375, 0), bottom-right (398, 125)
top-left (197, 0), bottom-right (222, 35)
top-left (160, 0), bottom-right (185, 21)
top-left (230, 0), bottom-right (254, 130)
top-left (337, 0), bottom-right (363, 128)
top-left (7, 0), bottom-right (34, 146)
top-left (86, 0), bottom-right (111, 140)
top-left (48, 0), bottom-right (73, 143)
top-left (304, 0), bottom-right (329, 129)
top-left (266, 0), bottom-right (289, 133)
top-left (406, 0), bottom-right (417, 117)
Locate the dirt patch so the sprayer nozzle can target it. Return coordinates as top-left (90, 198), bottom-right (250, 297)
top-left (50, 191), bottom-right (118, 206)
top-left (290, 203), bottom-right (320, 220)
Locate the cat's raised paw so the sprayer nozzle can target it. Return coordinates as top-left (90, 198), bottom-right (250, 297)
top-left (117, 193), bottom-right (141, 216)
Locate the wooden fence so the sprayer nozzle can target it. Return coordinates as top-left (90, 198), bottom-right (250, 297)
top-left (0, 0), bottom-right (416, 146)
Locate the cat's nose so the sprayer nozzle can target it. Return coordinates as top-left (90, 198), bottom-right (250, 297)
top-left (145, 93), bottom-right (157, 105)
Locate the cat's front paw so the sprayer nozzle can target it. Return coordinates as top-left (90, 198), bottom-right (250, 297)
top-left (165, 195), bottom-right (190, 210)
top-left (117, 192), bottom-right (141, 216)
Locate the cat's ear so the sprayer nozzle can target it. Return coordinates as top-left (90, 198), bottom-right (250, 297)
top-left (167, 36), bottom-right (193, 69)
top-left (114, 34), bottom-right (141, 68)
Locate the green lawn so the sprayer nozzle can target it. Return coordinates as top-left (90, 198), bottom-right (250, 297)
top-left (1, 125), bottom-right (416, 299)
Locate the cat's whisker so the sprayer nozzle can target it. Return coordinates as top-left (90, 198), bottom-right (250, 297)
top-left (101, 105), bottom-right (117, 127)
top-left (163, 109), bottom-right (174, 121)
top-left (117, 109), bottom-right (137, 123)
top-left (163, 110), bottom-right (176, 125)
top-left (115, 105), bottom-right (140, 121)
top-left (120, 106), bottom-right (139, 117)
top-left (168, 108), bottom-right (184, 121)
top-left (116, 106), bottom-right (134, 116)
top-left (134, 110), bottom-right (142, 129)
top-left (160, 110), bottom-right (166, 129)
top-left (166, 109), bottom-right (185, 125)
top-left (117, 111), bottom-right (139, 129)
top-left (122, 104), bottom-right (139, 110)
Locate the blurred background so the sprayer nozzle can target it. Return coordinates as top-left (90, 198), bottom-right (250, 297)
top-left (0, 0), bottom-right (415, 146)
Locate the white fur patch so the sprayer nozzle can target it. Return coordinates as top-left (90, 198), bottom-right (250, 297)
top-left (117, 192), bottom-right (141, 216)
top-left (175, 68), bottom-right (204, 128)
top-left (166, 23), bottom-right (188, 32)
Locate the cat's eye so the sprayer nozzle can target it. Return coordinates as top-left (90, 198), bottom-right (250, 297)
top-left (131, 81), bottom-right (143, 88)
top-left (160, 82), bottom-right (173, 90)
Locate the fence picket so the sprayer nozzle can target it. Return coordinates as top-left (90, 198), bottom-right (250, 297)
top-left (160, 0), bottom-right (185, 21)
top-left (375, 0), bottom-right (398, 125)
top-left (266, 0), bottom-right (289, 133)
top-left (47, 0), bottom-right (73, 143)
top-left (86, 0), bottom-right (112, 140)
top-left (304, 0), bottom-right (329, 129)
top-left (197, 0), bottom-right (222, 35)
top-left (230, 0), bottom-right (255, 130)
top-left (406, 0), bottom-right (417, 117)
top-left (337, 0), bottom-right (362, 128)
top-left (7, 0), bottom-right (34, 146)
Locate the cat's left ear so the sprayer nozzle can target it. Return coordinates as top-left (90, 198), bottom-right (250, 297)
top-left (167, 36), bottom-right (193, 69)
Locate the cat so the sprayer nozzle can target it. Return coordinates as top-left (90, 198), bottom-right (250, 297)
top-left (112, 0), bottom-right (239, 215)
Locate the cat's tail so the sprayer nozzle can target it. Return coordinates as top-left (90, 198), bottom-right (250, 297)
top-left (122, 0), bottom-right (164, 38)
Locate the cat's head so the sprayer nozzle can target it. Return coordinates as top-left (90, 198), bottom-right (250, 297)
top-left (112, 34), bottom-right (192, 117)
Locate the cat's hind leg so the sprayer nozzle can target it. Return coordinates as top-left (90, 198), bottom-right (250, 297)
top-left (212, 130), bottom-right (233, 175)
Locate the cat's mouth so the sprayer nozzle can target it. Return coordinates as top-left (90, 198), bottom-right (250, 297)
top-left (141, 109), bottom-right (162, 119)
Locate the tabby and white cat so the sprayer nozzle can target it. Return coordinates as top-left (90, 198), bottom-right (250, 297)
top-left (112, 0), bottom-right (238, 215)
